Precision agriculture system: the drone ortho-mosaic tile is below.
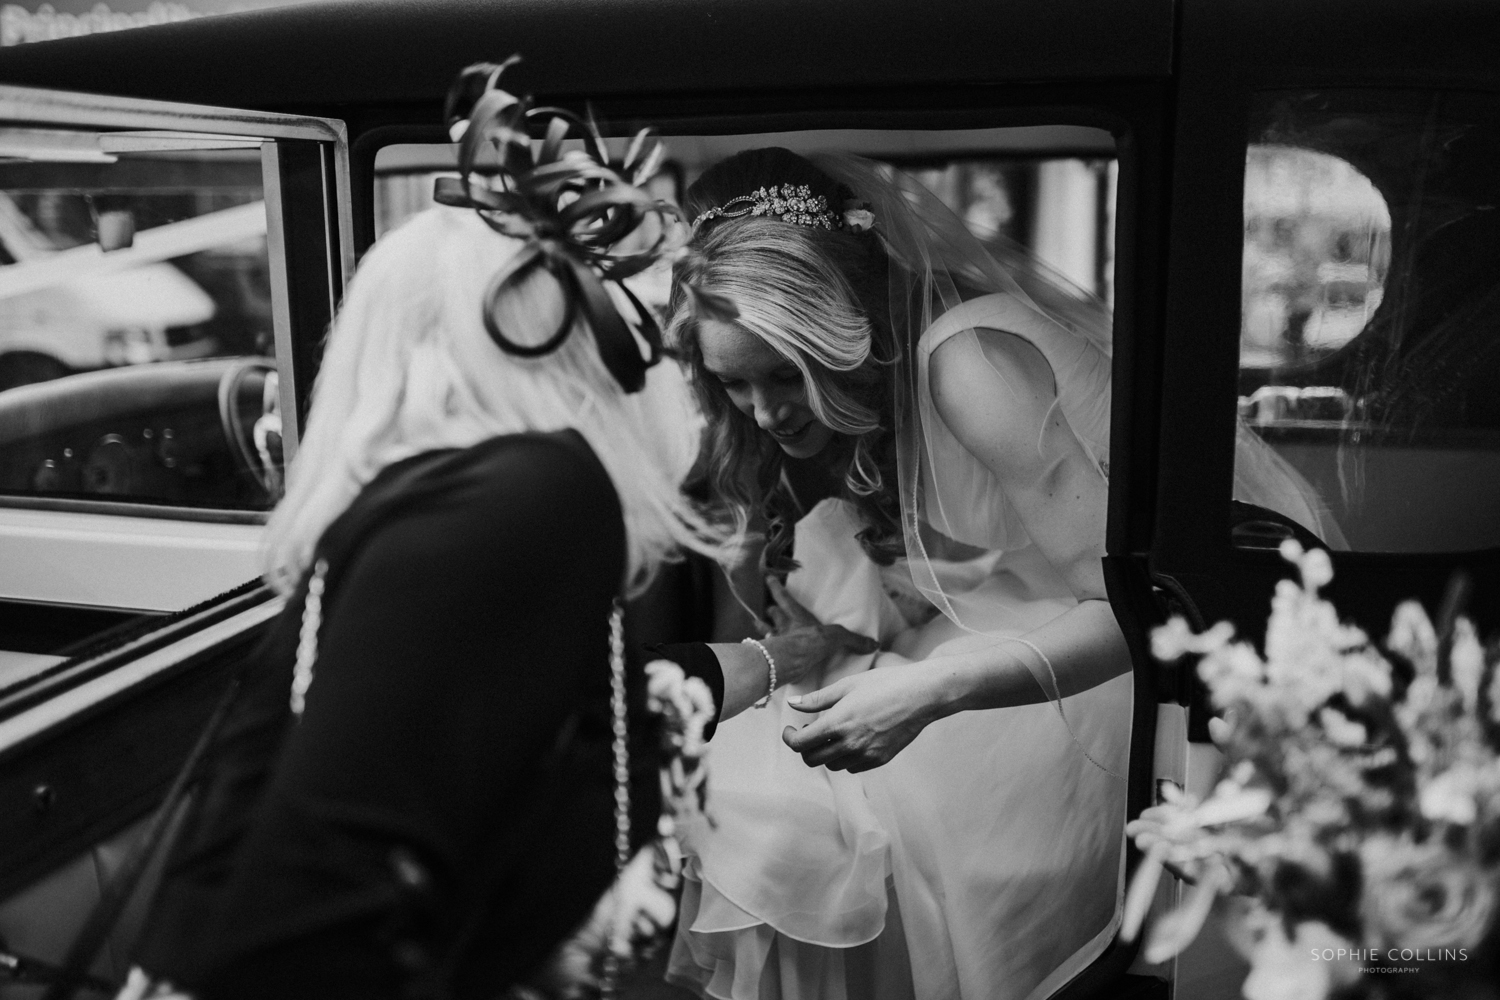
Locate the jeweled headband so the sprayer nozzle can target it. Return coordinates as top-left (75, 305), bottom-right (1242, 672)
top-left (691, 183), bottom-right (876, 237)
top-left (691, 184), bottom-right (838, 233)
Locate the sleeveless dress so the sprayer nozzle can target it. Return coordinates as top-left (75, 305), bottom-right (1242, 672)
top-left (666, 296), bottom-right (1133, 1000)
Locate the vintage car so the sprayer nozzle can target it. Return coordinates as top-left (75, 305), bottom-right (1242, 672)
top-left (0, 0), bottom-right (1495, 996)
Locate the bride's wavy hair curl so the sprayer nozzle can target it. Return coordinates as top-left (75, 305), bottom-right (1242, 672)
top-left (668, 148), bottom-right (902, 576)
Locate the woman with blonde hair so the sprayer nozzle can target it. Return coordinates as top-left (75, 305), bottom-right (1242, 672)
top-left (122, 64), bottom-right (729, 1000)
top-left (660, 147), bottom-right (1342, 1000)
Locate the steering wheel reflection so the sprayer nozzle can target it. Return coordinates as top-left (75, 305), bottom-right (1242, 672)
top-left (216, 359), bottom-right (283, 501)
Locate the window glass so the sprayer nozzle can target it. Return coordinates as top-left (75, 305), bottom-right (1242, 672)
top-left (1235, 91), bottom-right (1500, 552)
top-left (0, 137), bottom-right (283, 512)
top-left (374, 130), bottom-right (1117, 312)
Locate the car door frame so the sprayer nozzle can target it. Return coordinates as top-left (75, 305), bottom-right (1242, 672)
top-left (0, 82), bottom-right (351, 901)
top-left (1147, 0), bottom-right (1500, 737)
top-left (0, 85), bottom-right (353, 614)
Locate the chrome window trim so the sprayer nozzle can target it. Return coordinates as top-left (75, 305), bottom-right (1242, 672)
top-left (0, 594), bottom-right (282, 756)
top-left (0, 83), bottom-right (344, 145)
top-left (330, 135), bottom-right (355, 287)
top-left (0, 495), bottom-right (267, 524)
top-left (262, 140), bottom-right (300, 456)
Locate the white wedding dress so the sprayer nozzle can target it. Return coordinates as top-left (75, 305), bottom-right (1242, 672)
top-left (667, 295), bottom-right (1134, 1000)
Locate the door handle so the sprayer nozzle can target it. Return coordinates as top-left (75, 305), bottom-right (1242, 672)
top-left (1231, 518), bottom-right (1296, 549)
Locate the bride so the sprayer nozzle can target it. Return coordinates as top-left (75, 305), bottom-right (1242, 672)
top-left (657, 147), bottom-right (1341, 1000)
top-left (658, 146), bottom-right (1131, 1000)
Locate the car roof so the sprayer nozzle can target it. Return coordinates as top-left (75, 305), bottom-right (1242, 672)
top-left (0, 0), bottom-right (1174, 114)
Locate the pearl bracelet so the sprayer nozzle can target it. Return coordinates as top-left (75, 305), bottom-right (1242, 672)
top-left (742, 637), bottom-right (777, 709)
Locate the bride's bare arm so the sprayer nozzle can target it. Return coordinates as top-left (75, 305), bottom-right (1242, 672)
top-left (933, 327), bottom-right (1108, 598)
top-left (925, 325), bottom-right (1128, 689)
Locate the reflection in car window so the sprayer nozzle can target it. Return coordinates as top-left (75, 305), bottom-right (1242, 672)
top-left (0, 140), bottom-right (283, 512)
top-left (1236, 91), bottom-right (1500, 553)
top-left (1241, 146), bottom-right (1390, 370)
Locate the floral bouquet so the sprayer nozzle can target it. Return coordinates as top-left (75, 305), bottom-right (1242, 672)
top-left (1121, 541), bottom-right (1500, 1000)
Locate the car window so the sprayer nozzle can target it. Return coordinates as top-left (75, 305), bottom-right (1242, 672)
top-left (1235, 90), bottom-right (1500, 552)
top-left (0, 135), bottom-right (283, 514)
top-left (373, 127), bottom-right (1118, 309)
top-left (0, 94), bottom-right (346, 647)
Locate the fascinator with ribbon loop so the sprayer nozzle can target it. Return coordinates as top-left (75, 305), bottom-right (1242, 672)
top-left (432, 58), bottom-right (675, 393)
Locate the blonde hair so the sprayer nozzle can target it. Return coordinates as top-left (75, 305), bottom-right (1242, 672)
top-left (669, 215), bottom-right (902, 572)
top-left (683, 218), bottom-right (888, 436)
top-left (263, 206), bottom-right (730, 596)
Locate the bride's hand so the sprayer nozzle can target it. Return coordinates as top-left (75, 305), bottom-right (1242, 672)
top-left (761, 577), bottom-right (878, 689)
top-left (780, 662), bottom-right (944, 772)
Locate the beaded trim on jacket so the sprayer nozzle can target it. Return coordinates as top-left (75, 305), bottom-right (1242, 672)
top-left (692, 184), bottom-right (838, 233)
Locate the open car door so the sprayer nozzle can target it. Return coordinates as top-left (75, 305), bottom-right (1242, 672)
top-left (1133, 5), bottom-right (1500, 992)
top-left (1150, 0), bottom-right (1500, 717)
top-left (0, 82), bottom-right (350, 984)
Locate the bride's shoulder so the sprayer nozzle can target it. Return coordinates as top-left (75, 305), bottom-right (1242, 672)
top-left (929, 324), bottom-right (1054, 411)
top-left (922, 293), bottom-right (1054, 352)
top-left (928, 292), bottom-right (1055, 395)
top-left (928, 307), bottom-right (1059, 470)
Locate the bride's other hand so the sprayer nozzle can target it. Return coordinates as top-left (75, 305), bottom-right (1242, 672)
top-left (781, 661), bottom-right (940, 772)
top-left (761, 576), bottom-right (878, 688)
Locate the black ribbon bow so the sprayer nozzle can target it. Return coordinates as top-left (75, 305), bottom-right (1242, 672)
top-left (432, 58), bottom-right (676, 393)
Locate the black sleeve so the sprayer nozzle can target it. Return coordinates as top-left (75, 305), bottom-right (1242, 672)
top-left (197, 439), bottom-right (627, 999)
top-left (645, 642), bottom-right (725, 741)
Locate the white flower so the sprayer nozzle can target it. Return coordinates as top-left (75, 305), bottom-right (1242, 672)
top-left (1141, 864), bottom-right (1232, 963)
top-left (842, 206), bottom-right (875, 233)
top-left (1387, 600), bottom-right (1438, 673)
top-left (1240, 917), bottom-right (1360, 1000)
top-left (1121, 779), bottom-right (1272, 949)
top-left (1360, 836), bottom-right (1496, 951)
top-left (645, 658), bottom-right (685, 693)
top-left (1280, 540), bottom-right (1334, 592)
top-left (1153, 616), bottom-right (1235, 660)
top-left (1317, 707), bottom-right (1368, 747)
top-left (1419, 766), bottom-right (1480, 826)
top-left (1199, 642), bottom-right (1268, 710)
top-left (1338, 648), bottom-right (1392, 706)
top-left (1196, 783), bottom-right (1275, 826)
top-left (1452, 617), bottom-right (1484, 715)
top-left (1136, 549), bottom-right (1500, 1000)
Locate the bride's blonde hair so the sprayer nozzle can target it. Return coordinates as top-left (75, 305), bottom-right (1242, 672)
top-left (263, 206), bottom-right (730, 596)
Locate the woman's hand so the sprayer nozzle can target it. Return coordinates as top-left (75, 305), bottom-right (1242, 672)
top-left (780, 660), bottom-right (946, 772)
top-left (760, 576), bottom-right (878, 689)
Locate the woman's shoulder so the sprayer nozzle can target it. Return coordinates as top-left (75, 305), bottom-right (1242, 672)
top-left (462, 429), bottom-right (615, 502)
top-left (927, 309), bottom-right (1055, 407)
top-left (421, 430), bottom-right (619, 538)
top-left (328, 430), bottom-right (622, 577)
top-left (919, 293), bottom-right (1055, 357)
top-left (925, 308), bottom-right (1061, 481)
